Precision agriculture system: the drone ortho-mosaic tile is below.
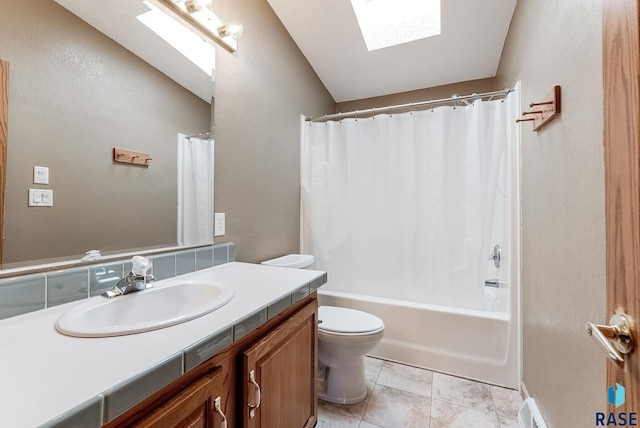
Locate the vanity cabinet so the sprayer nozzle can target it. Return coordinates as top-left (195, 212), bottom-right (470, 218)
top-left (133, 370), bottom-right (227, 428)
top-left (104, 293), bottom-right (318, 428)
top-left (242, 298), bottom-right (318, 428)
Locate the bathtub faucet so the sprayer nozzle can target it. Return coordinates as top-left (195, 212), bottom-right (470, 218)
top-left (489, 245), bottom-right (501, 268)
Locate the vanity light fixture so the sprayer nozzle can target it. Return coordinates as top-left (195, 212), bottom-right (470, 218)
top-left (146, 0), bottom-right (242, 53)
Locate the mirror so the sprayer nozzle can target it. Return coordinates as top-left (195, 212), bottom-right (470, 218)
top-left (0, 0), bottom-right (213, 268)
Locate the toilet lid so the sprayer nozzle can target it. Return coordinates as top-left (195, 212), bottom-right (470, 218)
top-left (318, 306), bottom-right (384, 334)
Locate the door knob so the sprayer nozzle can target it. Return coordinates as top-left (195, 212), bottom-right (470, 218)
top-left (586, 311), bottom-right (635, 368)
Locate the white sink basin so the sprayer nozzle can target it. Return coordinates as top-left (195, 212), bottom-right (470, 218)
top-left (55, 280), bottom-right (234, 337)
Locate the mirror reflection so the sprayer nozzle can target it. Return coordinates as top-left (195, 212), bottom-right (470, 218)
top-left (0, 0), bottom-right (212, 267)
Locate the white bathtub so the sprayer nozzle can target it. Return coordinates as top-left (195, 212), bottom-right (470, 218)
top-left (318, 286), bottom-right (518, 388)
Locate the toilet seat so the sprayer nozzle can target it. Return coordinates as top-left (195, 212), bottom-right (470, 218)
top-left (318, 306), bottom-right (384, 335)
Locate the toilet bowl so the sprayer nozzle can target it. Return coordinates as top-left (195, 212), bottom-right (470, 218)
top-left (260, 255), bottom-right (384, 404)
top-left (318, 305), bottom-right (384, 404)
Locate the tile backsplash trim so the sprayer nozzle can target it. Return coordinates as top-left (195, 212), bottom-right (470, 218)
top-left (0, 243), bottom-right (236, 321)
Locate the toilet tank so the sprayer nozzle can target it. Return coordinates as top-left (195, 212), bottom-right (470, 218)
top-left (261, 254), bottom-right (315, 269)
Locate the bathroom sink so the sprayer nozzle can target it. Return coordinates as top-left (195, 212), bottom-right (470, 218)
top-left (55, 280), bottom-right (234, 337)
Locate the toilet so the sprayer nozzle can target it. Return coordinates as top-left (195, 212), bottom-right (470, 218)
top-left (261, 254), bottom-right (385, 404)
top-left (317, 306), bottom-right (384, 404)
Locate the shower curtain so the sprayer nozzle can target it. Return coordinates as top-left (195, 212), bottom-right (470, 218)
top-left (301, 96), bottom-right (514, 310)
top-left (177, 134), bottom-right (214, 246)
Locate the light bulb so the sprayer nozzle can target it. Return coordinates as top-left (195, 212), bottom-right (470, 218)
top-left (218, 22), bottom-right (244, 38)
top-left (184, 0), bottom-right (212, 14)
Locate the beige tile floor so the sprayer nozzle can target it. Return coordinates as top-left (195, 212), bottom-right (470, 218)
top-left (317, 356), bottom-right (523, 428)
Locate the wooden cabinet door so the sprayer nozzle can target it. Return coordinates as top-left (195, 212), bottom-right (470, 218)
top-left (243, 300), bottom-right (318, 428)
top-left (132, 369), bottom-right (227, 428)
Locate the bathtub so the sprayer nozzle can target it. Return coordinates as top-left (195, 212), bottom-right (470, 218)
top-left (318, 285), bottom-right (518, 388)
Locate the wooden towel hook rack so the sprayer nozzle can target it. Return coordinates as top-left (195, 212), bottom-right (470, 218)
top-left (113, 148), bottom-right (152, 167)
top-left (516, 86), bottom-right (561, 131)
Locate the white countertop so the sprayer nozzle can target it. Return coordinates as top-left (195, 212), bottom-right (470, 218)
top-left (0, 262), bottom-right (325, 427)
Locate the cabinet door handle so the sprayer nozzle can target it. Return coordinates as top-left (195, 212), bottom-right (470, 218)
top-left (248, 369), bottom-right (261, 419)
top-left (214, 396), bottom-right (227, 428)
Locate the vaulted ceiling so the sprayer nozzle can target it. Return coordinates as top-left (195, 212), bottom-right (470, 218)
top-left (266, 0), bottom-right (517, 102)
top-left (55, 0), bottom-right (517, 104)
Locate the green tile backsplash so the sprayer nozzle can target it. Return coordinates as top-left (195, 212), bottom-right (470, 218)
top-left (0, 274), bottom-right (46, 320)
top-left (46, 268), bottom-right (90, 307)
top-left (0, 243), bottom-right (234, 321)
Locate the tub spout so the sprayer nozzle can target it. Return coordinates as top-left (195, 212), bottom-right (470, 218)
top-left (484, 279), bottom-right (499, 288)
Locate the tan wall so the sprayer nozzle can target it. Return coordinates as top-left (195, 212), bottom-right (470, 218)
top-left (496, 1), bottom-right (605, 426)
top-left (212, 0), bottom-right (335, 263)
top-left (0, 0), bottom-right (211, 264)
top-left (336, 78), bottom-right (497, 113)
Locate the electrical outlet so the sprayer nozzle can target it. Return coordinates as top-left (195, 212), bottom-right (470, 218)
top-left (214, 213), bottom-right (225, 236)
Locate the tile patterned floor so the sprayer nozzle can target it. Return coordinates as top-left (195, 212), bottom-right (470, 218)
top-left (317, 357), bottom-right (523, 428)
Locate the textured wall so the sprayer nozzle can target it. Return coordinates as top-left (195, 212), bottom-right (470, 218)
top-left (0, 0), bottom-right (210, 264)
top-left (496, 1), bottom-right (606, 426)
top-left (336, 78), bottom-right (497, 113)
top-left (212, 0), bottom-right (335, 263)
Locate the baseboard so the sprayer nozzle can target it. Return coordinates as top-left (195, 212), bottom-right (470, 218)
top-left (520, 380), bottom-right (530, 401)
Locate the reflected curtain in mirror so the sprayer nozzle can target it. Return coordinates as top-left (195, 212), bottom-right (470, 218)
top-left (177, 134), bottom-right (214, 245)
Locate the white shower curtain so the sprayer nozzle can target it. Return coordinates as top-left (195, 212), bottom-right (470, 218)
top-left (301, 96), bottom-right (514, 310)
top-left (177, 134), bottom-right (214, 246)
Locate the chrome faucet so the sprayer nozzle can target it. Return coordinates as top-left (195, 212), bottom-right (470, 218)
top-left (101, 256), bottom-right (154, 298)
top-left (101, 272), bottom-right (154, 298)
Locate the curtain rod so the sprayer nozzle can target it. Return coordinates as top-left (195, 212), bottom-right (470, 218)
top-left (186, 132), bottom-right (212, 139)
top-left (306, 88), bottom-right (514, 123)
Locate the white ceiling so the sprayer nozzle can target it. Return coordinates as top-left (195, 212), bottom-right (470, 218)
top-left (55, 0), bottom-right (517, 105)
top-left (266, 0), bottom-right (518, 102)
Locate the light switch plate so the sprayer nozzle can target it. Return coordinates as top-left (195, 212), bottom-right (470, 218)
top-left (29, 189), bottom-right (53, 207)
top-left (33, 166), bottom-right (49, 184)
top-left (214, 213), bottom-right (225, 237)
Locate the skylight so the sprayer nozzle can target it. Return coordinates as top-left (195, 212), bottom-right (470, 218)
top-left (350, 0), bottom-right (441, 51)
top-left (138, 1), bottom-right (215, 76)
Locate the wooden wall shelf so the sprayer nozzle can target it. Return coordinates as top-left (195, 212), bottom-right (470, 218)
top-left (113, 148), bottom-right (152, 167)
top-left (516, 86), bottom-right (561, 132)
